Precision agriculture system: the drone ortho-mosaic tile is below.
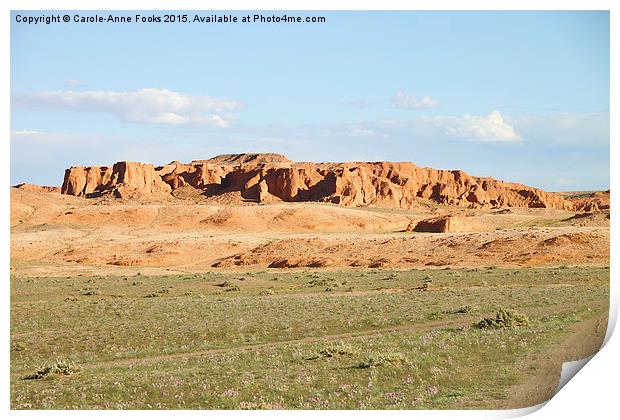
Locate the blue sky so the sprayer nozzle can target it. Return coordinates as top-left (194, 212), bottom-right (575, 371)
top-left (11, 11), bottom-right (609, 190)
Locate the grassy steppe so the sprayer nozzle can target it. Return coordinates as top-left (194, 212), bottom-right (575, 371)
top-left (10, 266), bottom-right (608, 409)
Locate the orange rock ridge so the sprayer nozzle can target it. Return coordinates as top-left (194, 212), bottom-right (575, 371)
top-left (59, 153), bottom-right (580, 210)
top-left (569, 191), bottom-right (610, 212)
top-left (13, 183), bottom-right (60, 194)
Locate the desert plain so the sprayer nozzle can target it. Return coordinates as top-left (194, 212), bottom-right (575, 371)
top-left (10, 153), bottom-right (610, 409)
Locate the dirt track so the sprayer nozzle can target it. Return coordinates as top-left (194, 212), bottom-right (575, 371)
top-left (502, 311), bottom-right (609, 409)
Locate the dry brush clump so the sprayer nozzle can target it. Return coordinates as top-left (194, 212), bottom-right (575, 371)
top-left (448, 305), bottom-right (475, 314)
top-left (216, 281), bottom-right (233, 287)
top-left (318, 343), bottom-right (360, 358)
top-left (303, 343), bottom-right (360, 360)
top-left (475, 308), bottom-right (529, 329)
top-left (306, 278), bottom-right (330, 287)
top-left (144, 288), bottom-right (171, 298)
top-left (354, 351), bottom-right (410, 369)
top-left (305, 343), bottom-right (413, 369)
top-left (24, 359), bottom-right (80, 380)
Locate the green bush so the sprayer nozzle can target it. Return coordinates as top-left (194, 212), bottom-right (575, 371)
top-left (476, 308), bottom-right (529, 329)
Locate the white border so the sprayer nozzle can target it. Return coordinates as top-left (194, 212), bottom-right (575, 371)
top-left (2, 1), bottom-right (616, 419)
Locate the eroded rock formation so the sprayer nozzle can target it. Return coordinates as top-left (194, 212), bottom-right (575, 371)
top-left (61, 162), bottom-right (171, 199)
top-left (13, 183), bottom-right (60, 193)
top-left (568, 191), bottom-right (610, 212)
top-left (413, 216), bottom-right (464, 233)
top-left (60, 153), bottom-right (579, 210)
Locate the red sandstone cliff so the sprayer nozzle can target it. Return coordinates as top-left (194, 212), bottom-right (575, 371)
top-left (59, 153), bottom-right (580, 210)
top-left (61, 162), bottom-right (171, 199)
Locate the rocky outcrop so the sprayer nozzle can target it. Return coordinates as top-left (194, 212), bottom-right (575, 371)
top-left (61, 162), bottom-right (171, 198)
top-left (13, 183), bottom-right (60, 193)
top-left (566, 190), bottom-right (610, 212)
top-left (413, 216), bottom-right (462, 233)
top-left (199, 153), bottom-right (291, 165)
top-left (60, 153), bottom-right (577, 210)
top-left (61, 166), bottom-right (113, 196)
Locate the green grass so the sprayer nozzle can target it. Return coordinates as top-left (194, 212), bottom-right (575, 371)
top-left (10, 266), bottom-right (609, 409)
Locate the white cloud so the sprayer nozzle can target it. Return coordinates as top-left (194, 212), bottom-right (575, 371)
top-left (441, 110), bottom-right (520, 142)
top-left (350, 127), bottom-right (375, 138)
top-left (11, 130), bottom-right (48, 137)
top-left (10, 111), bottom-right (608, 191)
top-left (393, 90), bottom-right (440, 109)
top-left (11, 130), bottom-right (86, 145)
top-left (13, 88), bottom-right (243, 127)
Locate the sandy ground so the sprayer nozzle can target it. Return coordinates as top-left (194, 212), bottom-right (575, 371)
top-left (10, 188), bottom-right (610, 277)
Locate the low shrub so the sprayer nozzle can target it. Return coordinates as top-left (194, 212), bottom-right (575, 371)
top-left (145, 288), bottom-right (171, 298)
top-left (216, 281), bottom-right (232, 288)
top-left (476, 308), bottom-right (529, 329)
top-left (354, 352), bottom-right (409, 368)
top-left (306, 278), bottom-right (328, 287)
top-left (318, 343), bottom-right (359, 358)
top-left (24, 359), bottom-right (80, 380)
top-left (12, 342), bottom-right (27, 352)
top-left (454, 305), bottom-right (474, 314)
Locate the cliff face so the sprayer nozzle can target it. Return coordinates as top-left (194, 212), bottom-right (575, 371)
top-left (61, 162), bottom-right (171, 199)
top-left (60, 153), bottom-right (572, 209)
top-left (566, 191), bottom-right (610, 212)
